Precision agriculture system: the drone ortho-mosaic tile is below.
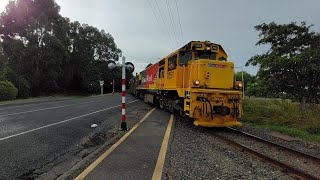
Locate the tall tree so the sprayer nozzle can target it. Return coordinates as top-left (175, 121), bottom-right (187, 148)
top-left (0, 0), bottom-right (68, 96)
top-left (0, 0), bottom-right (124, 97)
top-left (246, 22), bottom-right (320, 104)
top-left (68, 23), bottom-right (122, 93)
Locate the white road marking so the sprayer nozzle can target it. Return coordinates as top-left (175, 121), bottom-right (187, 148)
top-left (0, 100), bottom-right (138, 141)
top-left (0, 100), bottom-right (102, 117)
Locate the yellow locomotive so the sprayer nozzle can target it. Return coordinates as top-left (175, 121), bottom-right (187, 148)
top-left (130, 41), bottom-right (243, 127)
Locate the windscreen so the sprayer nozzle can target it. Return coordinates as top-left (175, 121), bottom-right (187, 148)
top-left (194, 51), bottom-right (217, 60)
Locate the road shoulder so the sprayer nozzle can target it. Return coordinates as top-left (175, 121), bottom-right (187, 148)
top-left (78, 108), bottom-right (171, 180)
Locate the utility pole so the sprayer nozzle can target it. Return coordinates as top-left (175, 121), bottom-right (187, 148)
top-left (112, 79), bottom-right (115, 95)
top-left (99, 80), bottom-right (104, 96)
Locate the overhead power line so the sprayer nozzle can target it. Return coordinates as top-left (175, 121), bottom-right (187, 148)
top-left (154, 0), bottom-right (176, 50)
top-left (165, 0), bottom-right (179, 47)
top-left (146, 0), bottom-right (175, 51)
top-left (174, 0), bottom-right (184, 44)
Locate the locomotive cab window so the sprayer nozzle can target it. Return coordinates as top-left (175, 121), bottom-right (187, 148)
top-left (179, 51), bottom-right (192, 65)
top-left (194, 51), bottom-right (216, 60)
top-left (168, 55), bottom-right (177, 71)
top-left (158, 59), bottom-right (165, 78)
top-left (159, 66), bottom-right (164, 78)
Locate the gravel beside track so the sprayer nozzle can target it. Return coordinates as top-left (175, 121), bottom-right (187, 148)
top-left (233, 125), bottom-right (320, 158)
top-left (162, 117), bottom-right (291, 180)
top-left (214, 129), bottom-right (320, 179)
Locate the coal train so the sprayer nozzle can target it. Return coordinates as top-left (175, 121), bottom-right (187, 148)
top-left (129, 41), bottom-right (243, 127)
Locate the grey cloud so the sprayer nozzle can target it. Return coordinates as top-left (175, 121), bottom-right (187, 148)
top-left (20, 0), bottom-right (320, 74)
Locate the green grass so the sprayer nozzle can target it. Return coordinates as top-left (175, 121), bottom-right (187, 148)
top-left (0, 96), bottom-right (51, 105)
top-left (0, 94), bottom-right (96, 105)
top-left (0, 92), bottom-right (116, 105)
top-left (241, 97), bottom-right (320, 143)
top-left (254, 124), bottom-right (320, 143)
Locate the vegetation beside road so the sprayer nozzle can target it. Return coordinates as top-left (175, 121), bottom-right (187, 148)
top-left (0, 0), bottom-right (132, 101)
top-left (241, 97), bottom-right (320, 143)
top-left (0, 80), bottom-right (18, 100)
top-left (0, 93), bottom-right (101, 105)
top-left (239, 22), bottom-right (320, 143)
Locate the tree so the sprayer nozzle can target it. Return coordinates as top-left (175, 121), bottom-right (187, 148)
top-left (235, 71), bottom-right (255, 89)
top-left (0, 0), bottom-right (124, 97)
top-left (68, 23), bottom-right (122, 93)
top-left (246, 22), bottom-right (320, 105)
top-left (235, 71), bottom-right (257, 97)
top-left (0, 0), bottom-right (68, 97)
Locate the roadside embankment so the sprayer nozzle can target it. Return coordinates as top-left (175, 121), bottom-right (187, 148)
top-left (241, 97), bottom-right (320, 142)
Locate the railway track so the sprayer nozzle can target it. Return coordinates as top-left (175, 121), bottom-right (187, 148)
top-left (210, 128), bottom-right (320, 180)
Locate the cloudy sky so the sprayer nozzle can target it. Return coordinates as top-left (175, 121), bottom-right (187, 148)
top-left (1, 0), bottom-right (319, 74)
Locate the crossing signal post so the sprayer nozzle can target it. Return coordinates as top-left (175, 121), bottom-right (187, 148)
top-left (121, 56), bottom-right (127, 130)
top-left (120, 57), bottom-right (135, 131)
top-left (107, 56), bottom-right (134, 131)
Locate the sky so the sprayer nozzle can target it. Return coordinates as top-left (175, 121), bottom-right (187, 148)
top-left (1, 0), bottom-right (319, 75)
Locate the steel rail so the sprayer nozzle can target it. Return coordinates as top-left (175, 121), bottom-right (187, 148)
top-left (228, 127), bottom-right (320, 165)
top-left (210, 131), bottom-right (320, 180)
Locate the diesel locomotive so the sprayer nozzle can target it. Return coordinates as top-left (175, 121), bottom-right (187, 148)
top-left (129, 41), bottom-right (243, 127)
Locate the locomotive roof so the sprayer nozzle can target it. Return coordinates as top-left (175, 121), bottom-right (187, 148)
top-left (167, 40), bottom-right (227, 58)
top-left (144, 41), bottom-right (228, 72)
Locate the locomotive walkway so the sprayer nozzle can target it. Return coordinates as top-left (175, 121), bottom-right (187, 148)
top-left (75, 108), bottom-right (174, 180)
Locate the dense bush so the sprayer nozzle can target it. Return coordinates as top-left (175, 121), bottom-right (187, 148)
top-left (15, 78), bottom-right (30, 98)
top-left (241, 97), bottom-right (320, 135)
top-left (0, 80), bottom-right (18, 101)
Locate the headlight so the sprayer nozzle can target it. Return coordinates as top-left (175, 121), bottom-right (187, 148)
top-left (194, 80), bottom-right (200, 85)
top-left (235, 81), bottom-right (243, 89)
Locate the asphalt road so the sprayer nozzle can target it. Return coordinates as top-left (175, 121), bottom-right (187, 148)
top-left (0, 94), bottom-right (141, 179)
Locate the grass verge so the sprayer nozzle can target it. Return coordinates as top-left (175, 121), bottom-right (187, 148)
top-left (0, 96), bottom-right (54, 105)
top-left (253, 124), bottom-right (320, 143)
top-left (0, 93), bottom-right (102, 105)
top-left (241, 97), bottom-right (320, 143)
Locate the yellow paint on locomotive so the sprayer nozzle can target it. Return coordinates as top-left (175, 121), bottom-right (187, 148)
top-left (187, 90), bottom-right (242, 127)
top-left (137, 41), bottom-right (243, 127)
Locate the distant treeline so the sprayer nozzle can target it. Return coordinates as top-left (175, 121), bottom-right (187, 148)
top-left (0, 0), bottom-right (130, 100)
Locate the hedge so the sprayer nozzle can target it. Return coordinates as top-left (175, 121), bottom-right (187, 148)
top-left (0, 80), bottom-right (18, 101)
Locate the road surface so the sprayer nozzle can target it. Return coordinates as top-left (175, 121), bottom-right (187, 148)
top-left (0, 94), bottom-right (143, 179)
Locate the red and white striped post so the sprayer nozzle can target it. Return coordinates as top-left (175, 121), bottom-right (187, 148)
top-left (120, 56), bottom-right (127, 131)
